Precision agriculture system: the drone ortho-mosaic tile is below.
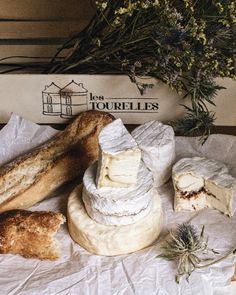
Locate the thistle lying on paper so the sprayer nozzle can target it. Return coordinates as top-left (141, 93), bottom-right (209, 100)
top-left (158, 223), bottom-right (236, 283)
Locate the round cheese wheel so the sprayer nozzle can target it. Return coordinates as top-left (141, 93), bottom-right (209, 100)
top-left (67, 184), bottom-right (163, 256)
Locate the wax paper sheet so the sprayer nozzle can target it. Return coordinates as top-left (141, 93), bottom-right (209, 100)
top-left (0, 114), bottom-right (236, 295)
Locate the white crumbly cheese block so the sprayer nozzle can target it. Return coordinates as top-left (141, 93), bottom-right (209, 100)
top-left (172, 157), bottom-right (236, 217)
top-left (132, 120), bottom-right (175, 188)
top-left (96, 118), bottom-right (141, 188)
top-left (83, 161), bottom-right (153, 225)
top-left (67, 184), bottom-right (163, 256)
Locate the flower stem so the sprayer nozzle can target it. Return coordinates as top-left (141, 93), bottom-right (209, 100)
top-left (196, 248), bottom-right (236, 269)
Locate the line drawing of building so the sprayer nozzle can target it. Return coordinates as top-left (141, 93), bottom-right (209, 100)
top-left (42, 80), bottom-right (88, 118)
top-left (60, 80), bottom-right (88, 118)
top-left (42, 82), bottom-right (61, 115)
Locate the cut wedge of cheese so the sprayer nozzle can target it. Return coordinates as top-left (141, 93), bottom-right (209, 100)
top-left (67, 184), bottom-right (163, 256)
top-left (132, 120), bottom-right (175, 187)
top-left (96, 119), bottom-right (141, 188)
top-left (172, 157), bottom-right (236, 216)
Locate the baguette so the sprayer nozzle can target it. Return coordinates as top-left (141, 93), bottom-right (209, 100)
top-left (0, 110), bottom-right (114, 212)
top-left (0, 209), bottom-right (65, 259)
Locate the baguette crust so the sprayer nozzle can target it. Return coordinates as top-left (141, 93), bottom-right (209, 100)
top-left (0, 209), bottom-right (65, 259)
top-left (0, 110), bottom-right (114, 212)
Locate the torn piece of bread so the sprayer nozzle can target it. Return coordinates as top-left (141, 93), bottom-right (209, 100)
top-left (0, 210), bottom-right (65, 260)
top-left (0, 110), bottom-right (114, 212)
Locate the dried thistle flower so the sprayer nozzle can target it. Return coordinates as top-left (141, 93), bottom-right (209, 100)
top-left (158, 223), bottom-right (236, 283)
top-left (173, 105), bottom-right (216, 144)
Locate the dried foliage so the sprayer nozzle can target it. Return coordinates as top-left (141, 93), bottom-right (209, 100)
top-left (0, 0), bottom-right (235, 137)
top-left (158, 223), bottom-right (236, 283)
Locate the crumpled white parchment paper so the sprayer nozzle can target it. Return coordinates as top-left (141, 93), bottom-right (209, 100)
top-left (0, 113), bottom-right (236, 295)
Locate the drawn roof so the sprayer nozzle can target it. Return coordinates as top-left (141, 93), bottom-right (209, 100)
top-left (43, 82), bottom-right (61, 94)
top-left (60, 80), bottom-right (87, 93)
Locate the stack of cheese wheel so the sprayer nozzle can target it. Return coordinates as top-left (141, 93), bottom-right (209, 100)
top-left (68, 118), bottom-right (175, 256)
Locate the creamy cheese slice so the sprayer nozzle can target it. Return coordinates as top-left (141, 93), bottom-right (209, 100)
top-left (96, 118), bottom-right (141, 188)
top-left (132, 120), bottom-right (175, 187)
top-left (172, 157), bottom-right (236, 217)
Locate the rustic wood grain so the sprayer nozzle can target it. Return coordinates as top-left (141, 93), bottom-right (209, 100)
top-left (0, 20), bottom-right (90, 39)
top-left (0, 0), bottom-right (94, 64)
top-left (0, 45), bottom-right (69, 65)
top-left (0, 0), bottom-right (94, 20)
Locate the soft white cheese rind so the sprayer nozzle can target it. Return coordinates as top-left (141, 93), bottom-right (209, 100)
top-left (173, 157), bottom-right (236, 216)
top-left (96, 118), bottom-right (141, 188)
top-left (132, 120), bottom-right (175, 187)
top-left (84, 195), bottom-right (153, 226)
top-left (83, 161), bottom-right (154, 225)
top-left (67, 184), bottom-right (163, 256)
